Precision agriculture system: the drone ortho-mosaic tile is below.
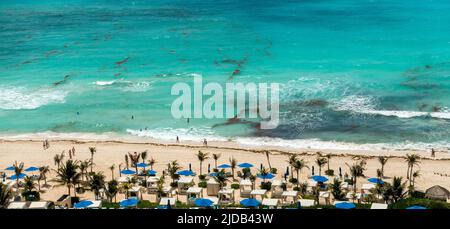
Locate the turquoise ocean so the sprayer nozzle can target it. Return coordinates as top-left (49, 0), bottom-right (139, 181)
top-left (1, 0), bottom-right (450, 151)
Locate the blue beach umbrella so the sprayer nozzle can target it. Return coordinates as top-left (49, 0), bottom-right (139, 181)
top-left (238, 163), bottom-right (254, 168)
top-left (4, 166), bottom-right (15, 171)
top-left (218, 164), bottom-right (231, 169)
top-left (9, 173), bottom-right (26, 180)
top-left (136, 162), bottom-right (148, 168)
top-left (312, 175), bottom-right (329, 183)
top-left (240, 198), bottom-right (261, 207)
top-left (257, 173), bottom-right (275, 179)
top-left (406, 205), bottom-right (427, 210)
top-left (25, 166), bottom-right (39, 172)
top-left (120, 169), bottom-right (136, 175)
top-left (194, 198), bottom-right (214, 207)
top-left (368, 178), bottom-right (384, 184)
top-left (147, 170), bottom-right (157, 175)
top-left (335, 202), bottom-right (356, 209)
top-left (209, 172), bottom-right (218, 177)
top-left (120, 198), bottom-right (139, 208)
top-left (74, 200), bottom-right (94, 209)
top-left (178, 170), bottom-right (196, 176)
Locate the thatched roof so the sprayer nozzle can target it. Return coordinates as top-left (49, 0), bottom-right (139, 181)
top-left (425, 185), bottom-right (450, 201)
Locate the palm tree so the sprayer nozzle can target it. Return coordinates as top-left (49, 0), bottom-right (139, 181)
top-left (315, 157), bottom-right (327, 176)
top-left (148, 158), bottom-right (156, 171)
top-left (168, 160), bottom-right (181, 183)
top-left (405, 154), bottom-right (420, 186)
top-left (156, 175), bottom-right (166, 200)
top-left (125, 155), bottom-right (129, 170)
top-left (212, 153), bottom-right (221, 169)
top-left (89, 172), bottom-right (106, 200)
top-left (13, 161), bottom-right (24, 195)
top-left (346, 160), bottom-right (366, 192)
top-left (141, 150), bottom-right (148, 163)
top-left (53, 160), bottom-right (81, 197)
top-left (213, 169), bottom-right (229, 191)
top-left (377, 156), bottom-right (388, 178)
top-left (0, 183), bottom-right (12, 208)
top-left (330, 178), bottom-right (345, 201)
top-left (79, 160), bottom-right (90, 182)
top-left (196, 151), bottom-right (209, 175)
top-left (121, 181), bottom-right (132, 199)
top-left (53, 152), bottom-right (65, 170)
top-left (89, 147), bottom-right (96, 173)
top-left (128, 152), bottom-right (141, 174)
top-left (380, 176), bottom-right (406, 204)
top-left (287, 155), bottom-right (297, 179)
top-left (264, 150), bottom-right (272, 170)
top-left (37, 166), bottom-right (50, 191)
top-left (412, 170), bottom-right (421, 188)
top-left (22, 176), bottom-right (39, 201)
top-left (105, 180), bottom-right (119, 203)
top-left (229, 157), bottom-right (237, 180)
top-left (109, 164), bottom-right (115, 180)
top-left (291, 158), bottom-right (308, 188)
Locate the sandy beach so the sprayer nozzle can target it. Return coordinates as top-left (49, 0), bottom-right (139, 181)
top-left (1, 137), bottom-right (449, 203)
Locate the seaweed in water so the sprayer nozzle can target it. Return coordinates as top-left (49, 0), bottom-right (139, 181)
top-left (53, 75), bottom-right (71, 86)
top-left (116, 57), bottom-right (130, 65)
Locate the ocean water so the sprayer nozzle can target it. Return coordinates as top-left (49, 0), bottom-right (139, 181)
top-left (1, 0), bottom-right (450, 150)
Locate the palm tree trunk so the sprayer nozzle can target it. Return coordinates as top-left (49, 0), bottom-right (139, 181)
top-left (200, 161), bottom-right (203, 175)
top-left (68, 185), bottom-right (71, 196)
top-left (296, 170), bottom-right (300, 187)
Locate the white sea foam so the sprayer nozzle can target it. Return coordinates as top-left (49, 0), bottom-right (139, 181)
top-left (333, 95), bottom-right (450, 120)
top-left (0, 87), bottom-right (68, 110)
top-left (126, 127), bottom-right (228, 142)
top-left (93, 79), bottom-right (152, 92)
top-left (235, 137), bottom-right (450, 151)
top-left (94, 80), bottom-right (117, 86)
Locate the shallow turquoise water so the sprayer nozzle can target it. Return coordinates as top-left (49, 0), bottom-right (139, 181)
top-left (1, 0), bottom-right (450, 150)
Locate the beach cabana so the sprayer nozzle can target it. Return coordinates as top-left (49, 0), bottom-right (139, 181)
top-left (239, 179), bottom-right (253, 198)
top-left (250, 189), bottom-right (267, 200)
top-left (262, 198), bottom-right (279, 209)
top-left (129, 186), bottom-right (144, 200)
top-left (28, 201), bottom-right (51, 209)
top-left (117, 176), bottom-right (130, 183)
top-left (177, 176), bottom-right (194, 194)
top-left (186, 187), bottom-right (203, 204)
top-left (218, 189), bottom-right (235, 205)
top-left (346, 192), bottom-right (362, 202)
top-left (361, 183), bottom-right (376, 191)
top-left (298, 199), bottom-right (315, 208)
top-left (370, 203), bottom-right (388, 209)
top-left (206, 179), bottom-right (219, 196)
top-left (271, 180), bottom-right (285, 198)
top-left (425, 185), bottom-right (450, 201)
top-left (318, 191), bottom-right (331, 205)
top-left (281, 191), bottom-right (298, 205)
top-left (7, 202), bottom-right (28, 209)
top-left (146, 177), bottom-right (160, 193)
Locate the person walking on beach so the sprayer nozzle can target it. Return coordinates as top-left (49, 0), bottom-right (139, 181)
top-left (203, 138), bottom-right (208, 147)
top-left (431, 148), bottom-right (435, 158)
top-left (176, 136), bottom-right (179, 143)
top-left (72, 146), bottom-right (76, 156)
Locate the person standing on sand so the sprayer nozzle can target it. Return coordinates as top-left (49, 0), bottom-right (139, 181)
top-left (176, 136), bottom-right (179, 143)
top-left (72, 146), bottom-right (76, 156)
top-left (431, 148), bottom-right (435, 158)
top-left (203, 138), bottom-right (208, 147)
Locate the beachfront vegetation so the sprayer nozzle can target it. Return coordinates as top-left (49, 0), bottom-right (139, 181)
top-left (0, 183), bottom-right (12, 208)
top-left (53, 159), bottom-right (81, 197)
top-left (196, 151), bottom-right (209, 176)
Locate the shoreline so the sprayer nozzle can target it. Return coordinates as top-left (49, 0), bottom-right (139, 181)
top-left (1, 137), bottom-right (450, 202)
